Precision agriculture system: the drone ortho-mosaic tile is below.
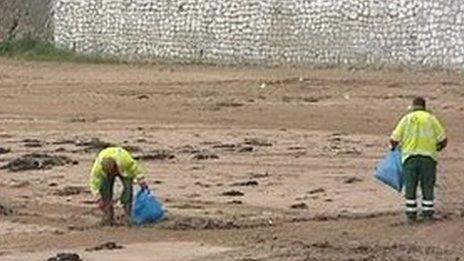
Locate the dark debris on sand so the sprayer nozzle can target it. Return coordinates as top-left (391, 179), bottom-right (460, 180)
top-left (227, 200), bottom-right (243, 205)
top-left (221, 190), bottom-right (245, 197)
top-left (230, 180), bottom-right (259, 187)
top-left (344, 177), bottom-right (363, 184)
top-left (243, 138), bottom-right (273, 147)
top-left (0, 203), bottom-right (13, 216)
top-left (135, 150), bottom-right (176, 161)
top-left (53, 186), bottom-right (89, 196)
top-left (307, 188), bottom-right (325, 194)
top-left (74, 138), bottom-right (114, 152)
top-left (159, 216), bottom-right (273, 231)
top-left (192, 150), bottom-right (219, 160)
top-left (85, 241), bottom-right (124, 252)
top-left (122, 145), bottom-right (142, 153)
top-left (0, 147), bottom-right (11, 154)
top-left (249, 172), bottom-right (270, 179)
top-left (47, 253), bottom-right (82, 261)
top-left (23, 140), bottom-right (43, 148)
top-left (0, 153), bottom-right (78, 172)
top-left (290, 202), bottom-right (309, 209)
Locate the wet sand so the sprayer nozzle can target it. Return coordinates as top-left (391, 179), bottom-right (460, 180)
top-left (0, 58), bottom-right (463, 260)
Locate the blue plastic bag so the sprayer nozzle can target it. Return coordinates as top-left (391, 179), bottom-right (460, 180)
top-left (374, 149), bottom-right (404, 192)
top-left (131, 188), bottom-right (165, 226)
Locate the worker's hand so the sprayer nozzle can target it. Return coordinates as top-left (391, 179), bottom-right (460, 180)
top-left (96, 197), bottom-right (115, 210)
top-left (437, 138), bottom-right (448, 152)
top-left (138, 179), bottom-right (148, 190)
top-left (390, 139), bottom-right (399, 151)
top-left (97, 197), bottom-right (107, 211)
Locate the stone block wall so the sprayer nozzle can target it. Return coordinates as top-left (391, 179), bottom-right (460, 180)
top-left (6, 0), bottom-right (464, 69)
top-left (0, 0), bottom-right (53, 42)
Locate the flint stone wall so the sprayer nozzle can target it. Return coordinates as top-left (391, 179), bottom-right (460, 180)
top-left (49, 1), bottom-right (464, 68)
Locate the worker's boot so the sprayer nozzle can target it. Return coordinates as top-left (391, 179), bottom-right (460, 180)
top-left (405, 216), bottom-right (417, 226)
top-left (405, 211), bottom-right (418, 226)
top-left (421, 210), bottom-right (435, 223)
top-left (100, 202), bottom-right (115, 226)
top-left (421, 200), bottom-right (435, 223)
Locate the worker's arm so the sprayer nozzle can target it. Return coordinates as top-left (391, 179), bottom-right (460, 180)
top-left (390, 115), bottom-right (406, 150)
top-left (89, 158), bottom-right (105, 196)
top-left (119, 149), bottom-right (147, 188)
top-left (437, 138), bottom-right (448, 151)
top-left (126, 155), bottom-right (148, 189)
top-left (432, 115), bottom-right (447, 152)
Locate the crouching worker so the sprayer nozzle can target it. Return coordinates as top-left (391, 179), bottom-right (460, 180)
top-left (89, 147), bottom-right (147, 226)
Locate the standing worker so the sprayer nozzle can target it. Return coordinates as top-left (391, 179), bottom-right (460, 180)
top-left (390, 97), bottom-right (447, 223)
top-left (89, 147), bottom-right (147, 226)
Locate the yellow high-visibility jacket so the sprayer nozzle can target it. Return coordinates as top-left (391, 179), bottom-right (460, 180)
top-left (391, 110), bottom-right (446, 163)
top-left (89, 147), bottom-right (143, 196)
